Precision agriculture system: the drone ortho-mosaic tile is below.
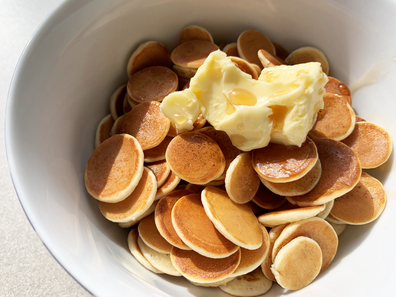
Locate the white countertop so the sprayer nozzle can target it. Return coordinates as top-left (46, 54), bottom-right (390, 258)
top-left (0, 0), bottom-right (90, 295)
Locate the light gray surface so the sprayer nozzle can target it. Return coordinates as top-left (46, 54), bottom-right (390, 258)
top-left (0, 0), bottom-right (91, 296)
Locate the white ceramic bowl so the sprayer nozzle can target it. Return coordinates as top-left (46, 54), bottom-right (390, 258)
top-left (6, 0), bottom-right (396, 296)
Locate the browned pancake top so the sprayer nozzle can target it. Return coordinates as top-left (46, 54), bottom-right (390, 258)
top-left (252, 182), bottom-right (286, 210)
top-left (171, 40), bottom-right (219, 68)
top-left (146, 160), bottom-right (170, 187)
top-left (325, 76), bottom-right (351, 105)
top-left (223, 43), bottom-right (239, 57)
top-left (230, 57), bottom-right (258, 79)
top-left (178, 25), bottom-right (213, 44)
top-left (138, 213), bottom-right (173, 253)
top-left (258, 49), bottom-right (283, 68)
top-left (144, 136), bottom-right (172, 162)
top-left (237, 30), bottom-right (275, 67)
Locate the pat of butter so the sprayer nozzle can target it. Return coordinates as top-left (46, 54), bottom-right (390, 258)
top-left (161, 50), bottom-right (328, 151)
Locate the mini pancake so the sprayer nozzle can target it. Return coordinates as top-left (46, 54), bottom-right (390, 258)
top-left (188, 277), bottom-right (235, 287)
top-left (127, 229), bottom-right (162, 274)
top-left (171, 247), bottom-right (241, 283)
top-left (260, 159), bottom-right (322, 196)
top-left (317, 200), bottom-right (334, 219)
top-left (190, 113), bottom-right (207, 131)
top-left (202, 187), bottom-right (263, 250)
top-left (326, 220), bottom-right (347, 236)
top-left (109, 84), bottom-right (127, 120)
top-left (167, 123), bottom-right (178, 137)
top-left (271, 236), bottom-right (322, 290)
top-left (309, 93), bottom-right (356, 141)
top-left (118, 201), bottom-right (157, 228)
top-left (166, 132), bottom-right (226, 185)
top-left (172, 64), bottom-right (197, 79)
top-left (252, 183), bottom-right (286, 210)
top-left (155, 189), bottom-right (193, 250)
top-left (225, 152), bottom-right (260, 204)
top-left (138, 213), bottom-right (173, 254)
top-left (237, 30), bottom-right (275, 68)
top-left (342, 121), bottom-right (392, 169)
top-left (251, 63), bottom-right (262, 77)
top-left (127, 41), bottom-right (171, 78)
top-left (95, 114), bottom-right (114, 148)
top-left (155, 170), bottom-right (181, 200)
top-left (85, 134), bottom-right (144, 203)
top-left (223, 43), bottom-right (239, 57)
top-left (258, 49), bottom-right (283, 68)
top-left (330, 172), bottom-right (386, 225)
top-left (199, 126), bottom-right (241, 180)
top-left (171, 40), bottom-right (219, 69)
top-left (272, 42), bottom-right (289, 61)
top-left (110, 113), bottom-right (128, 136)
top-left (285, 46), bottom-right (329, 75)
top-left (123, 94), bottom-right (132, 113)
top-left (178, 25), bottom-right (214, 44)
top-left (230, 56), bottom-right (259, 79)
top-left (251, 137), bottom-right (318, 183)
top-left (231, 225), bottom-right (270, 277)
top-left (287, 139), bottom-right (361, 207)
top-left (325, 76), bottom-right (352, 106)
top-left (272, 217), bottom-right (338, 272)
top-left (144, 136), bottom-right (172, 163)
top-left (172, 193), bottom-right (239, 258)
top-left (137, 236), bottom-right (181, 276)
top-left (245, 201), bottom-right (265, 215)
top-left (202, 179), bottom-right (226, 187)
top-left (355, 115), bottom-right (366, 122)
top-left (145, 160), bottom-right (170, 188)
top-left (325, 213), bottom-right (344, 224)
top-left (99, 167), bottom-right (156, 222)
top-left (258, 204), bottom-right (325, 228)
top-left (220, 267), bottom-right (273, 297)
top-left (125, 91), bottom-right (139, 109)
top-left (261, 224), bottom-right (288, 282)
top-left (127, 66), bottom-right (178, 103)
top-left (185, 183), bottom-right (205, 193)
top-left (177, 77), bottom-right (190, 91)
top-left (123, 101), bottom-right (170, 150)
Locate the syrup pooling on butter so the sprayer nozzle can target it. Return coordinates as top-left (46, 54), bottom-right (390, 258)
top-left (227, 88), bottom-right (257, 106)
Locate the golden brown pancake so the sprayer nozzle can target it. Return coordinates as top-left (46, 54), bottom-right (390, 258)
top-left (118, 201), bottom-right (158, 228)
top-left (252, 137), bottom-right (318, 183)
top-left (252, 182), bottom-right (286, 210)
top-left (223, 43), bottom-right (239, 57)
top-left (185, 183), bottom-right (205, 193)
top-left (331, 172), bottom-right (386, 225)
top-left (171, 40), bottom-right (219, 69)
top-left (109, 84), bottom-right (127, 120)
top-left (155, 170), bottom-right (181, 200)
top-left (225, 152), bottom-right (260, 204)
top-left (123, 94), bottom-right (132, 114)
top-left (127, 66), bottom-right (178, 103)
top-left (285, 46), bottom-right (329, 75)
top-left (272, 217), bottom-right (338, 272)
top-left (178, 25), bottom-right (214, 44)
top-left (110, 113), bottom-right (128, 136)
top-left (258, 49), bottom-right (283, 68)
top-left (309, 93), bottom-right (356, 141)
top-left (125, 91), bottom-right (139, 109)
top-left (127, 41), bottom-right (171, 78)
top-left (171, 247), bottom-right (241, 283)
top-left (95, 114), bottom-right (114, 148)
top-left (138, 213), bottom-right (173, 254)
top-left (325, 76), bottom-right (352, 106)
top-left (85, 134), bottom-right (144, 203)
top-left (155, 189), bottom-right (193, 250)
top-left (342, 122), bottom-right (392, 169)
top-left (99, 167), bottom-right (156, 222)
top-left (355, 115), bottom-right (366, 122)
top-left (166, 132), bottom-right (226, 185)
top-left (237, 30), bottom-right (275, 68)
top-left (172, 64), bottom-right (197, 79)
top-left (287, 139), bottom-right (361, 206)
top-left (177, 77), bottom-right (190, 91)
top-left (144, 136), bottom-right (172, 163)
top-left (172, 193), bottom-right (239, 258)
top-left (123, 101), bottom-right (170, 150)
top-left (190, 113), bottom-right (207, 131)
top-left (230, 56), bottom-right (259, 79)
top-left (251, 63), bottom-right (262, 77)
top-left (167, 123), bottom-right (178, 137)
top-left (272, 42), bottom-right (289, 61)
top-left (145, 160), bottom-right (170, 188)
top-left (201, 187), bottom-right (263, 250)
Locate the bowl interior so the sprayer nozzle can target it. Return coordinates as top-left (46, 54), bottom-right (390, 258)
top-left (6, 0), bottom-right (396, 296)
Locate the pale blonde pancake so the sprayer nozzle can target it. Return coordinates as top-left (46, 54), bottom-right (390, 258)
top-left (172, 193), bottom-right (239, 258)
top-left (110, 113), bottom-right (127, 136)
top-left (172, 64), bottom-right (197, 79)
top-left (325, 213), bottom-right (344, 224)
top-left (230, 56), bottom-right (259, 79)
top-left (252, 137), bottom-right (318, 183)
top-left (95, 114), bottom-right (114, 148)
top-left (325, 76), bottom-right (352, 106)
top-left (225, 153), bottom-right (260, 204)
top-left (166, 132), bottom-right (226, 185)
top-left (137, 236), bottom-right (181, 276)
top-left (317, 200), bottom-right (334, 219)
top-left (85, 134), bottom-right (144, 203)
top-left (285, 46), bottom-right (329, 75)
top-left (309, 93), bottom-right (356, 141)
top-left (342, 122), bottom-right (392, 169)
top-left (155, 170), bottom-right (181, 200)
top-left (220, 267), bottom-right (273, 297)
top-left (202, 187), bottom-right (263, 250)
top-left (326, 220), bottom-right (347, 236)
top-left (123, 101), bottom-right (170, 150)
top-left (223, 43), bottom-right (239, 57)
top-left (99, 167), bottom-right (156, 222)
top-left (287, 139), bottom-right (361, 207)
top-left (252, 183), bottom-right (286, 210)
top-left (127, 229), bottom-right (162, 274)
top-left (118, 201), bottom-right (157, 228)
top-left (331, 172), bottom-right (386, 225)
top-left (258, 49), bottom-right (283, 68)
top-left (127, 66), bottom-right (178, 103)
top-left (138, 213), bottom-right (173, 254)
top-left (127, 41), bottom-right (171, 78)
top-left (272, 217), bottom-right (338, 272)
top-left (178, 25), bottom-right (214, 44)
top-left (109, 84), bottom-right (127, 120)
top-left (155, 189), bottom-right (193, 250)
top-left (171, 40), bottom-right (219, 69)
top-left (260, 159), bottom-right (322, 196)
top-left (145, 160), bottom-right (170, 188)
top-left (271, 236), bottom-right (322, 290)
top-left (171, 247), bottom-right (241, 283)
top-left (144, 136), bottom-right (172, 163)
top-left (237, 30), bottom-right (275, 67)
top-left (258, 204), bottom-right (325, 228)
top-left (272, 42), bottom-right (289, 61)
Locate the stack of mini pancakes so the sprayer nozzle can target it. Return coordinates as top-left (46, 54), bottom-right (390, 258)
top-left (85, 25), bottom-right (392, 295)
